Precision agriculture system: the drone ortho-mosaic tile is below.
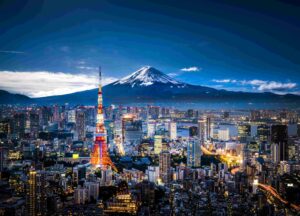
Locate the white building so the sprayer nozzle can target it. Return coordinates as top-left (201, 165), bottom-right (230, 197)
top-left (146, 166), bottom-right (159, 183)
top-left (67, 110), bottom-right (76, 123)
top-left (169, 122), bottom-right (177, 140)
top-left (74, 187), bottom-right (88, 204)
top-left (218, 128), bottom-right (230, 141)
top-left (84, 181), bottom-right (100, 201)
top-left (271, 143), bottom-right (280, 164)
top-left (147, 121), bottom-right (156, 137)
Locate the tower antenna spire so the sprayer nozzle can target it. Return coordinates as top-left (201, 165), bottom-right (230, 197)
top-left (99, 66), bottom-right (102, 82)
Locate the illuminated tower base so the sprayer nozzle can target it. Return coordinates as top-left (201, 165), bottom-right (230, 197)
top-left (91, 139), bottom-right (117, 171)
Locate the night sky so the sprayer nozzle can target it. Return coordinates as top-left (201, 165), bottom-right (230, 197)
top-left (0, 0), bottom-right (299, 97)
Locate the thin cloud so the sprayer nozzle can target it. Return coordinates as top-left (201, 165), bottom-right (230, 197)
top-left (167, 73), bottom-right (178, 77)
top-left (181, 66), bottom-right (201, 72)
top-left (77, 66), bottom-right (98, 71)
top-left (0, 50), bottom-right (25, 54)
top-left (212, 79), bottom-right (237, 83)
top-left (256, 81), bottom-right (297, 91)
top-left (0, 71), bottom-right (117, 98)
top-left (212, 78), bottom-right (298, 94)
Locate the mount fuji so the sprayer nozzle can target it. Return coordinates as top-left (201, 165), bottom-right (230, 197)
top-left (1, 66), bottom-right (300, 108)
top-left (112, 66), bottom-right (184, 87)
top-left (34, 66), bottom-right (300, 107)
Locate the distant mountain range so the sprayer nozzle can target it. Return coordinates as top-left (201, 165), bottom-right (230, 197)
top-left (1, 66), bottom-right (300, 107)
top-left (0, 90), bottom-right (32, 104)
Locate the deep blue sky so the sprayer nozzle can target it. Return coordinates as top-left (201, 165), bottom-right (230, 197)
top-left (0, 0), bottom-right (300, 96)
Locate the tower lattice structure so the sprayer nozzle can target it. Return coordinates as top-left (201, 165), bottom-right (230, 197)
top-left (90, 67), bottom-right (117, 171)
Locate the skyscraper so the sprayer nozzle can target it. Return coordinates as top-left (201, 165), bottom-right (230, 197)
top-left (76, 110), bottom-right (86, 141)
top-left (206, 116), bottom-right (212, 140)
top-left (154, 135), bottom-right (163, 154)
top-left (187, 138), bottom-right (201, 167)
top-left (238, 124), bottom-right (251, 143)
top-left (12, 113), bottom-right (26, 138)
top-left (271, 125), bottom-right (288, 161)
top-left (36, 171), bottom-right (47, 215)
top-left (218, 128), bottom-right (230, 141)
top-left (189, 126), bottom-right (198, 137)
top-left (159, 151), bottom-right (171, 184)
top-left (27, 168), bottom-right (36, 216)
top-left (26, 168), bottom-right (47, 216)
top-left (122, 115), bottom-right (143, 146)
top-left (271, 143), bottom-right (280, 164)
top-left (147, 120), bottom-right (156, 137)
top-left (198, 118), bottom-right (205, 143)
top-left (257, 124), bottom-right (270, 142)
top-left (30, 113), bottom-right (39, 138)
top-left (90, 67), bottom-right (117, 171)
top-left (169, 122), bottom-right (177, 140)
top-left (0, 146), bottom-right (8, 172)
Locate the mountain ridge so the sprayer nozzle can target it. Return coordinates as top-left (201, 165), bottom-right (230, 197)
top-left (1, 66), bottom-right (300, 107)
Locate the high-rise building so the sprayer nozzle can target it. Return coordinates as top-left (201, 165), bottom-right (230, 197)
top-left (27, 168), bottom-right (36, 216)
top-left (40, 107), bottom-right (52, 126)
top-left (74, 186), bottom-right (88, 204)
top-left (238, 124), bottom-right (251, 143)
top-left (76, 110), bottom-right (86, 141)
top-left (121, 114), bottom-right (135, 143)
top-left (0, 119), bottom-right (11, 139)
top-left (206, 116), bottom-right (212, 140)
top-left (147, 120), bottom-right (156, 137)
top-left (12, 113), bottom-right (26, 138)
top-left (26, 168), bottom-right (47, 216)
top-left (187, 138), bottom-right (201, 167)
top-left (218, 128), bottom-right (230, 141)
top-left (67, 110), bottom-right (76, 123)
top-left (154, 135), bottom-right (163, 154)
top-left (189, 126), bottom-right (198, 137)
top-left (36, 171), bottom-right (47, 215)
top-left (250, 110), bottom-right (261, 121)
top-left (148, 106), bottom-right (160, 119)
top-left (84, 181), bottom-right (99, 201)
top-left (257, 124), bottom-right (270, 142)
top-left (146, 166), bottom-right (159, 183)
top-left (271, 125), bottom-right (288, 161)
top-left (0, 146), bottom-right (8, 172)
top-left (73, 165), bottom-right (86, 184)
top-left (271, 143), bottom-right (280, 164)
top-left (30, 113), bottom-right (39, 138)
top-left (90, 67), bottom-right (116, 171)
top-left (122, 115), bottom-right (143, 145)
top-left (99, 167), bottom-right (113, 186)
top-left (198, 118), bottom-right (205, 143)
top-left (159, 151), bottom-right (171, 184)
top-left (53, 105), bottom-right (60, 122)
top-left (169, 122), bottom-right (177, 140)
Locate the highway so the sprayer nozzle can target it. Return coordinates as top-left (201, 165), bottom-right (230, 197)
top-left (258, 183), bottom-right (300, 212)
top-left (201, 145), bottom-right (300, 212)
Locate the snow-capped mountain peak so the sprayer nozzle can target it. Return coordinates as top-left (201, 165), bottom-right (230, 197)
top-left (113, 66), bottom-right (184, 87)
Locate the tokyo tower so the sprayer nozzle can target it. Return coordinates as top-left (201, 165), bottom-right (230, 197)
top-left (90, 67), bottom-right (117, 171)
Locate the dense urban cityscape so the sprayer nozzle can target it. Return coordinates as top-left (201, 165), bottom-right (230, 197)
top-left (0, 69), bottom-right (300, 215)
top-left (1, 1), bottom-right (300, 216)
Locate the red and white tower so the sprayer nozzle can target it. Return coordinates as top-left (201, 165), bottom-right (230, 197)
top-left (90, 67), bottom-right (117, 171)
